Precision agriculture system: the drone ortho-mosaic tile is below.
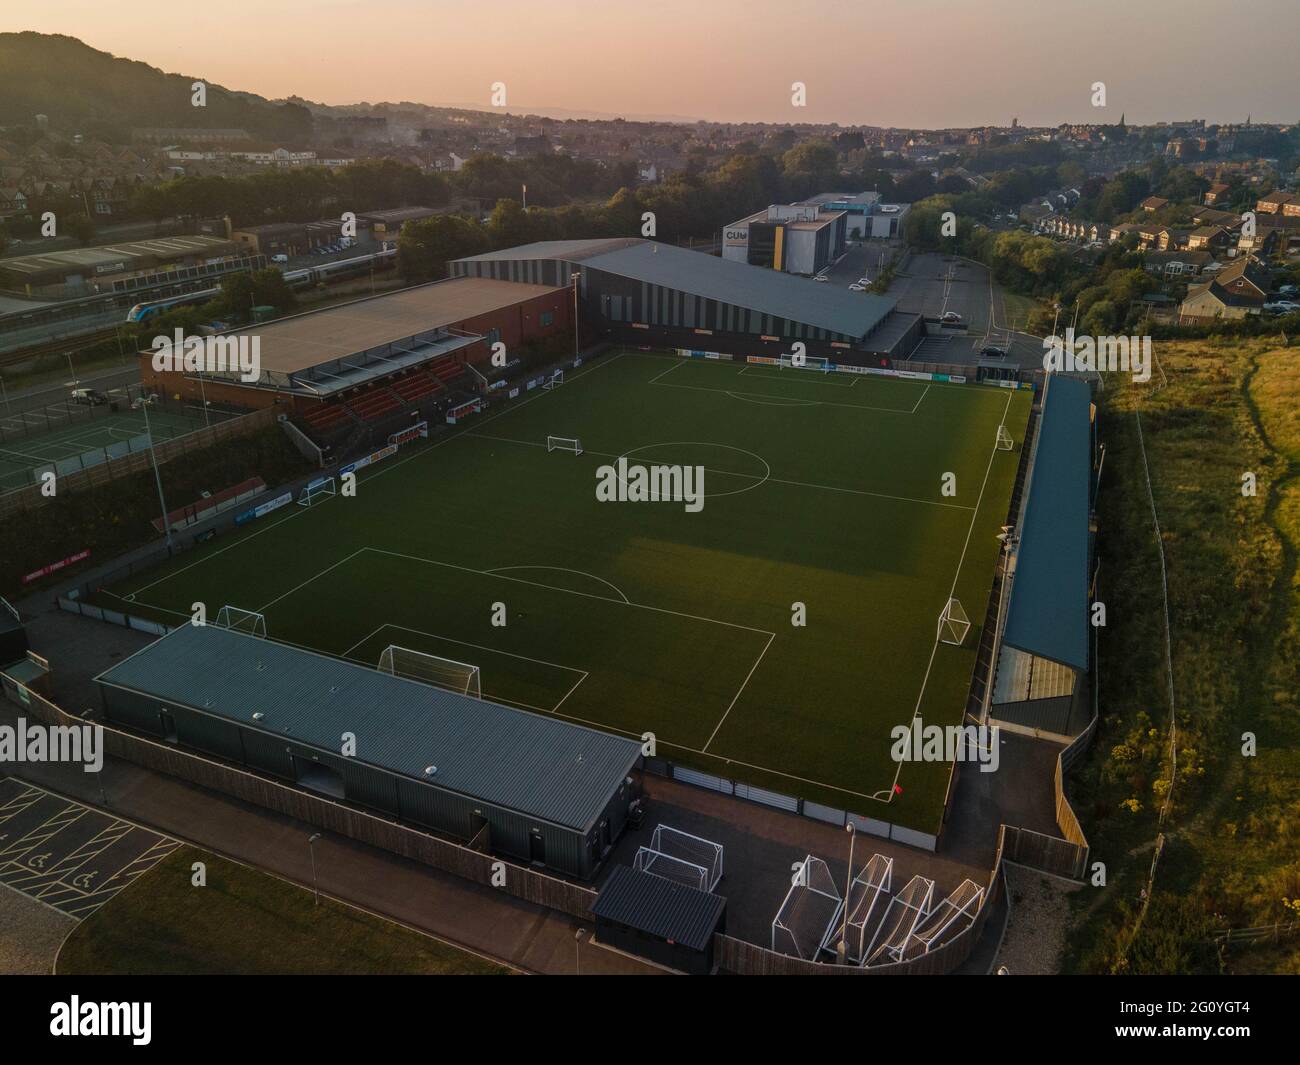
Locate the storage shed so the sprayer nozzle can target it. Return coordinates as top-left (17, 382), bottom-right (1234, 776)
top-left (94, 624), bottom-right (642, 879)
top-left (592, 865), bottom-right (727, 974)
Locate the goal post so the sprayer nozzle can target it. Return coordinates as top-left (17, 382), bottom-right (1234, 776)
top-left (298, 475), bottom-right (336, 506)
top-left (543, 369), bottom-right (564, 390)
top-left (996, 424), bottom-right (1014, 451)
top-left (777, 354), bottom-right (831, 372)
top-left (214, 605), bottom-right (267, 638)
top-left (547, 435), bottom-right (582, 455)
top-left (937, 597), bottom-right (971, 646)
top-left (377, 644), bottom-right (481, 698)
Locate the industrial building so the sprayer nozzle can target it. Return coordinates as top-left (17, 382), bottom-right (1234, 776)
top-left (450, 238), bottom-right (924, 364)
top-left (95, 624), bottom-right (643, 879)
top-left (0, 235), bottom-right (252, 297)
top-left (140, 275), bottom-right (572, 445)
top-left (722, 203), bottom-right (848, 276)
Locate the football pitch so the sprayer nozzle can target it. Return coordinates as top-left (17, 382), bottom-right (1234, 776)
top-left (98, 350), bottom-right (1032, 832)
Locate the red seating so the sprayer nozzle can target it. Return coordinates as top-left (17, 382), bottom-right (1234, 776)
top-left (429, 356), bottom-right (463, 382)
top-left (346, 385), bottom-right (403, 422)
top-left (303, 403), bottom-right (350, 430)
top-left (390, 372), bottom-right (443, 402)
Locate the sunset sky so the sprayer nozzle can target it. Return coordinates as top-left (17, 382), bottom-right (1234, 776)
top-left (11, 0), bottom-right (1298, 127)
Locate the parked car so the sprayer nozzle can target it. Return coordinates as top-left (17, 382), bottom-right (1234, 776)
top-left (856, 277), bottom-right (871, 286)
top-left (1264, 301), bottom-right (1300, 314)
top-left (940, 311), bottom-right (963, 324)
top-left (979, 346), bottom-right (1007, 358)
top-left (812, 274), bottom-right (828, 283)
top-left (70, 388), bottom-right (108, 406)
top-left (849, 283), bottom-right (866, 292)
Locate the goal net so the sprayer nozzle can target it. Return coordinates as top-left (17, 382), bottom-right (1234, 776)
top-left (377, 644), bottom-right (481, 698)
top-left (298, 475), bottom-right (336, 506)
top-left (996, 424), bottom-right (1014, 451)
top-left (547, 435), bottom-right (582, 455)
top-left (543, 369), bottom-right (564, 390)
top-left (777, 354), bottom-right (831, 372)
top-left (637, 824), bottom-right (723, 891)
top-left (937, 597), bottom-right (971, 646)
top-left (772, 855), bottom-right (843, 960)
top-left (822, 853), bottom-right (892, 964)
top-left (214, 605), bottom-right (267, 638)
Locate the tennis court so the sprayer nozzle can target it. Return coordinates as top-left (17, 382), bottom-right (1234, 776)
top-left (0, 404), bottom-right (207, 493)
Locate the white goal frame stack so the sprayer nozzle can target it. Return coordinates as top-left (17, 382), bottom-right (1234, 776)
top-left (547, 435), bottom-right (582, 455)
top-left (821, 853), bottom-right (893, 964)
top-left (772, 855), bottom-right (843, 960)
top-left (298, 475), bottom-right (336, 506)
top-left (377, 644), bottom-right (481, 698)
top-left (543, 369), bottom-right (564, 390)
top-left (214, 605), bottom-right (267, 638)
top-left (633, 824), bottom-right (723, 892)
top-left (996, 424), bottom-right (1014, 451)
top-left (937, 597), bottom-right (971, 646)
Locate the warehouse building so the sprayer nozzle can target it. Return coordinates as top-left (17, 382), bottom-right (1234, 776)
top-left (721, 203), bottom-right (848, 276)
top-left (0, 235), bottom-right (250, 296)
top-left (450, 238), bottom-right (924, 364)
top-left (95, 624), bottom-right (642, 879)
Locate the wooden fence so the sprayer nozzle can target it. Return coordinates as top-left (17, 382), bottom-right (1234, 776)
top-left (0, 407), bottom-right (275, 518)
top-left (1, 673), bottom-right (598, 921)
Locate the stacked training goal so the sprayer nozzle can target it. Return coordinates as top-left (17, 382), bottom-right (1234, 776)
top-left (632, 824), bottom-right (723, 892)
top-left (543, 369), bottom-right (564, 390)
top-left (378, 644), bottom-right (481, 698)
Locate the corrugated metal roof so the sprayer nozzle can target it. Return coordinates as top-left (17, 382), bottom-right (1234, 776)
top-left (1002, 375), bottom-right (1093, 672)
top-left (453, 238), bottom-right (897, 340)
top-left (95, 625), bottom-right (641, 833)
top-left (592, 865), bottom-right (725, 951)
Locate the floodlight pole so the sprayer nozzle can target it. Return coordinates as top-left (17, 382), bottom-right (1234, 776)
top-left (570, 271), bottom-right (581, 361)
top-left (837, 823), bottom-right (855, 964)
top-left (308, 832), bottom-right (322, 906)
top-left (574, 927), bottom-right (585, 975)
top-left (138, 395), bottom-right (174, 551)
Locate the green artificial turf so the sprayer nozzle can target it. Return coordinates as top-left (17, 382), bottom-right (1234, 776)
top-left (100, 350), bottom-right (1030, 833)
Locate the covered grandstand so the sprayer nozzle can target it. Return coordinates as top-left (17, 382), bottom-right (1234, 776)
top-left (137, 276), bottom-right (572, 449)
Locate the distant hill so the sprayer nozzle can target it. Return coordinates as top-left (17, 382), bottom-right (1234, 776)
top-left (0, 32), bottom-right (311, 141)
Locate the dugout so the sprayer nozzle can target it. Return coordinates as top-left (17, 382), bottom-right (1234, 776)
top-left (94, 624), bottom-right (642, 879)
top-left (592, 865), bottom-right (726, 974)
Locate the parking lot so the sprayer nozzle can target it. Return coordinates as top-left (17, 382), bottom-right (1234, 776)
top-left (0, 779), bottom-right (179, 919)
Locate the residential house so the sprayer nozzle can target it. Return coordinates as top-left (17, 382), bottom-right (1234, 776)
top-left (1141, 195), bottom-right (1170, 212)
top-left (0, 187), bottom-right (29, 220)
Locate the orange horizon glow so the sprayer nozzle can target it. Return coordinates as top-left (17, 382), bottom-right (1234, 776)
top-left (7, 0), bottom-right (1298, 128)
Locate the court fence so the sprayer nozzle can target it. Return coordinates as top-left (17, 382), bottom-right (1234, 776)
top-left (0, 404), bottom-right (274, 516)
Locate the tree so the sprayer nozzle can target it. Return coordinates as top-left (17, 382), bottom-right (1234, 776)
top-left (66, 214), bottom-right (96, 246)
top-left (397, 214), bottom-right (488, 282)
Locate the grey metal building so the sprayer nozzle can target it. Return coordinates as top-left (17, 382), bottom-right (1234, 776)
top-left (449, 238), bottom-right (924, 364)
top-left (95, 624), bottom-right (642, 879)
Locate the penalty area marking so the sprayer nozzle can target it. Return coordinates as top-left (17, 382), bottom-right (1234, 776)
top-left (341, 621), bottom-right (589, 715)
top-left (485, 565), bottom-right (631, 605)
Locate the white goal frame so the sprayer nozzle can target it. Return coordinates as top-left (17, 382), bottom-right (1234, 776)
top-left (547, 435), bottom-right (582, 455)
top-left (821, 853), bottom-right (893, 964)
top-left (633, 847), bottom-right (710, 891)
top-left (772, 855), bottom-right (843, 960)
top-left (297, 475), bottom-right (336, 506)
top-left (637, 824), bottom-right (723, 891)
top-left (777, 354), bottom-right (832, 373)
top-left (377, 644), bottom-right (481, 698)
top-left (214, 604), bottom-right (267, 638)
top-left (996, 424), bottom-right (1014, 451)
top-left (937, 596), bottom-right (971, 646)
top-left (543, 369), bottom-right (564, 390)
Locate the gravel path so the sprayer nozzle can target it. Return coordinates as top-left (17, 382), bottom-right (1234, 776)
top-left (993, 864), bottom-right (1082, 975)
top-left (0, 884), bottom-right (77, 975)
